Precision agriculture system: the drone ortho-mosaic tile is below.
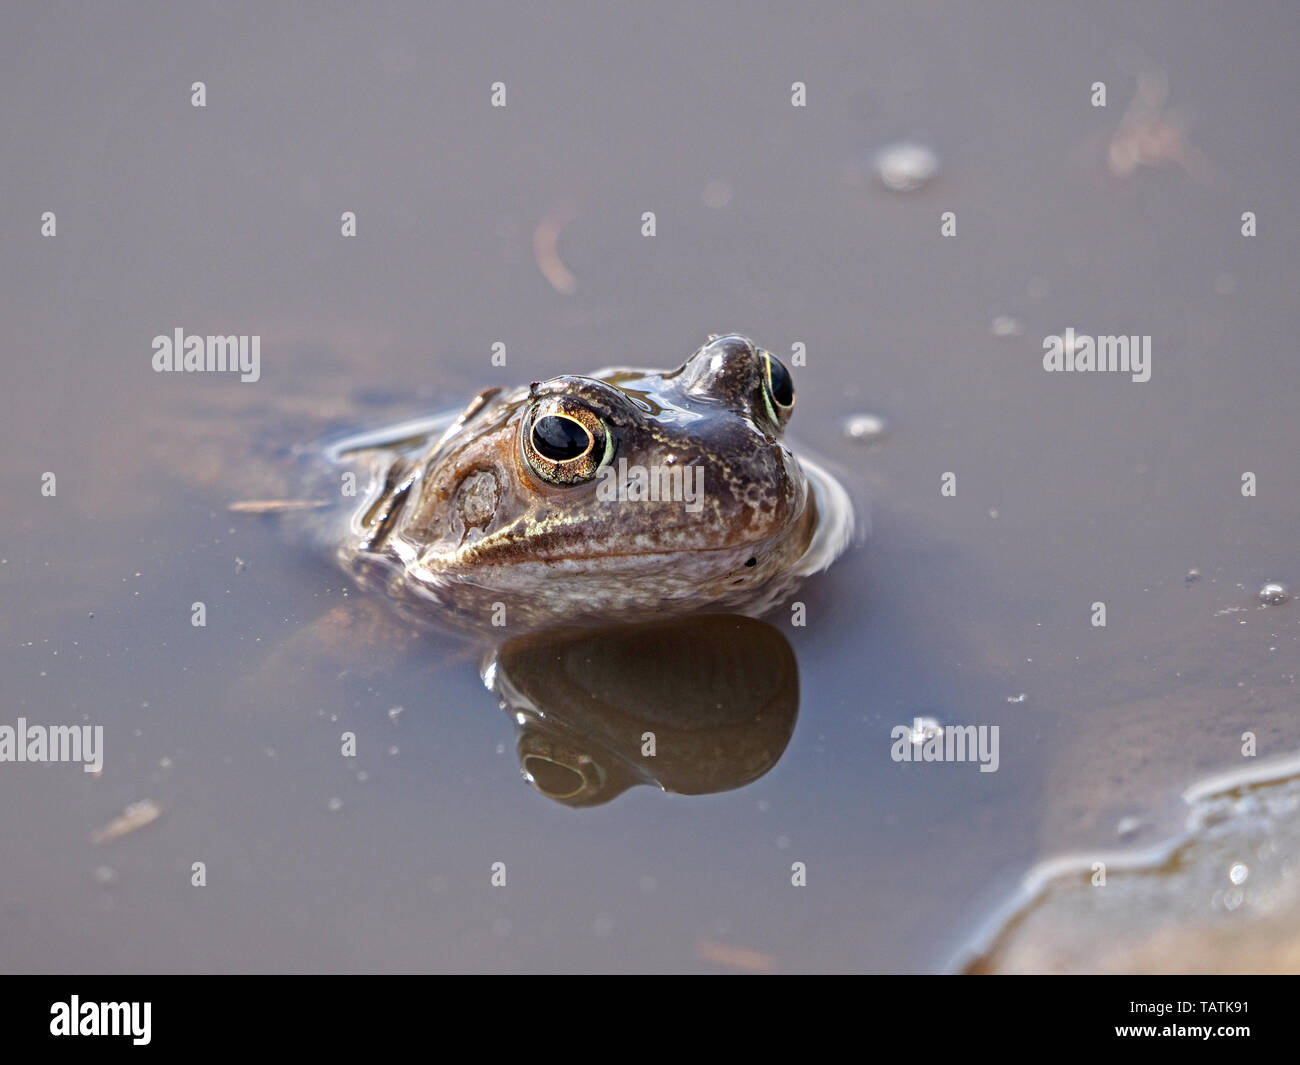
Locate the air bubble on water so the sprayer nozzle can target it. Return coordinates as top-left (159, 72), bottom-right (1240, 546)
top-left (990, 315), bottom-right (1023, 338)
top-left (386, 705), bottom-right (404, 722)
top-left (356, 770), bottom-right (369, 783)
top-left (1116, 816), bottom-right (1143, 840)
top-left (158, 756), bottom-right (172, 769)
top-left (1185, 568), bottom-right (1201, 583)
top-left (326, 797), bottom-right (343, 812)
top-left (388, 745), bottom-right (399, 757)
top-left (1229, 863), bottom-right (1249, 886)
top-left (1006, 693), bottom-right (1027, 704)
top-left (1258, 583), bottom-right (1288, 606)
top-left (844, 413), bottom-right (886, 444)
top-left (908, 717), bottom-right (943, 744)
top-left (874, 142), bottom-right (939, 191)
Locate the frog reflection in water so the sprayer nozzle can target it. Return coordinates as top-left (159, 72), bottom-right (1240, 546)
top-left (485, 614), bottom-right (801, 806)
top-left (329, 334), bottom-right (854, 632)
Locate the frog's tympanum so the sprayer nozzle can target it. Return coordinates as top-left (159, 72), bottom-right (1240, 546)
top-left (328, 334), bottom-right (854, 632)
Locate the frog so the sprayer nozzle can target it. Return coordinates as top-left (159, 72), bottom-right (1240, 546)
top-left (166, 334), bottom-right (850, 808)
top-left (321, 333), bottom-right (854, 633)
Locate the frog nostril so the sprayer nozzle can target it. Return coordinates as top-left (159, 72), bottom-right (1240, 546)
top-left (745, 557), bottom-right (757, 567)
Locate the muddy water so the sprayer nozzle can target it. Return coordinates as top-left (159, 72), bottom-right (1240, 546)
top-left (2, 3), bottom-right (1298, 972)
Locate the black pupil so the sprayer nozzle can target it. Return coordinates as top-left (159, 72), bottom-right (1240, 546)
top-left (767, 356), bottom-right (794, 407)
top-left (533, 415), bottom-right (591, 461)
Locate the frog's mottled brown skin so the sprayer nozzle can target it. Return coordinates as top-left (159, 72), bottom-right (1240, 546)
top-left (331, 335), bottom-right (853, 632)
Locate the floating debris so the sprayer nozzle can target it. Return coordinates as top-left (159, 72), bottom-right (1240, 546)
top-left (228, 499), bottom-right (330, 514)
top-left (1107, 65), bottom-right (1213, 184)
top-left (533, 201), bottom-right (578, 295)
top-left (1228, 862), bottom-right (1249, 886)
top-left (1006, 693), bottom-right (1027, 704)
top-left (91, 800), bottom-right (161, 844)
top-left (874, 142), bottom-right (938, 192)
top-left (696, 939), bottom-right (777, 973)
top-left (1185, 568), bottom-right (1201, 584)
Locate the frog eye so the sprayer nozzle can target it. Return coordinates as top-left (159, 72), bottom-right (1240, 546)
top-left (761, 350), bottom-right (795, 425)
top-left (522, 401), bottom-right (612, 485)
